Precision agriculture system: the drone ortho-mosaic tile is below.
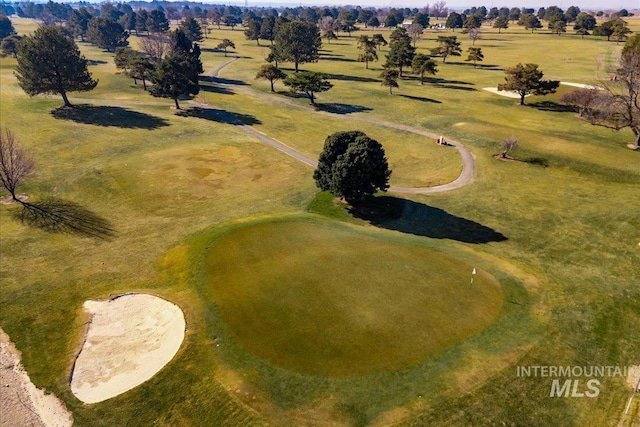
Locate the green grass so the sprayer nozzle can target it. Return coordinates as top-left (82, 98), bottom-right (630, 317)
top-left (205, 218), bottom-right (503, 377)
top-left (1, 16), bottom-right (639, 427)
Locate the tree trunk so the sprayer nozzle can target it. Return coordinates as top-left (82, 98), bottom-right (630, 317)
top-left (308, 92), bottom-right (315, 104)
top-left (61, 91), bottom-right (72, 107)
top-left (389, 86), bottom-right (393, 94)
top-left (270, 80), bottom-right (274, 91)
top-left (633, 128), bottom-right (640, 148)
top-left (142, 78), bottom-right (147, 90)
top-left (365, 59), bottom-right (369, 69)
top-left (295, 61), bottom-right (299, 72)
top-left (520, 93), bottom-right (525, 105)
top-left (420, 73), bottom-right (424, 84)
top-left (174, 97), bottom-right (181, 109)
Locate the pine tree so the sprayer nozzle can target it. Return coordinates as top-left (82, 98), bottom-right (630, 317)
top-left (15, 26), bottom-right (97, 107)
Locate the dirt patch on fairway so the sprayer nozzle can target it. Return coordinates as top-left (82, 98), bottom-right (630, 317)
top-left (0, 328), bottom-right (73, 427)
top-left (0, 194), bottom-right (28, 205)
top-left (70, 293), bottom-right (185, 404)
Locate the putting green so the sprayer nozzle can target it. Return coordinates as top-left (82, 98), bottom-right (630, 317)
top-left (206, 219), bottom-right (504, 377)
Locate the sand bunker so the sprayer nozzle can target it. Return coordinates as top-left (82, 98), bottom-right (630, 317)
top-left (482, 87), bottom-right (527, 99)
top-left (70, 294), bottom-right (185, 404)
top-left (560, 82), bottom-right (602, 90)
top-left (484, 82), bottom-right (602, 99)
top-left (0, 328), bottom-right (73, 427)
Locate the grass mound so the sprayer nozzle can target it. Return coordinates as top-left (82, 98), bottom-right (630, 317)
top-left (206, 219), bottom-right (504, 376)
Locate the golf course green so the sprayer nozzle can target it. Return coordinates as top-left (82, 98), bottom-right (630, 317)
top-left (206, 218), bottom-right (503, 376)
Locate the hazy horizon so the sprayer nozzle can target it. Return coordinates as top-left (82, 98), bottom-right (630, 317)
top-left (31, 0), bottom-right (640, 11)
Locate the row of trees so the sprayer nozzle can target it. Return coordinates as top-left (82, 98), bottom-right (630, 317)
top-left (13, 24), bottom-right (203, 110)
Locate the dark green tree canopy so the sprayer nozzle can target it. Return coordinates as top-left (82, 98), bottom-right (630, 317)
top-left (518, 13), bottom-right (542, 32)
top-left (15, 26), bottom-right (97, 107)
top-left (493, 16), bottom-right (509, 33)
top-left (273, 20), bottom-right (321, 72)
top-left (313, 131), bottom-right (392, 202)
top-left (385, 28), bottom-right (415, 77)
top-left (0, 16), bottom-right (17, 40)
top-left (179, 16), bottom-right (203, 42)
top-left (411, 53), bottom-right (438, 84)
top-left (445, 12), bottom-right (464, 30)
top-left (255, 64), bottom-right (287, 92)
top-left (149, 54), bottom-right (199, 109)
top-left (283, 71), bottom-right (332, 104)
top-left (86, 17), bottom-right (129, 52)
top-left (1, 34), bottom-right (21, 58)
top-left (380, 68), bottom-right (399, 94)
top-left (498, 63), bottom-right (559, 105)
top-left (146, 9), bottom-right (169, 33)
top-left (430, 36), bottom-right (462, 63)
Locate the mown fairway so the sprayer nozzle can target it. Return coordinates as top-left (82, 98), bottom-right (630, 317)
top-left (0, 16), bottom-right (639, 427)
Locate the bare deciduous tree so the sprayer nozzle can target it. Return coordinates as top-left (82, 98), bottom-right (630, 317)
top-left (0, 127), bottom-right (35, 202)
top-left (407, 23), bottom-right (424, 47)
top-left (467, 27), bottom-right (482, 45)
top-left (500, 136), bottom-right (518, 158)
top-left (566, 37), bottom-right (639, 149)
top-left (139, 34), bottom-right (170, 62)
top-left (560, 88), bottom-right (600, 117)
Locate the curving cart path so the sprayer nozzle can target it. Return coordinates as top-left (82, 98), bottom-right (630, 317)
top-left (205, 58), bottom-right (476, 194)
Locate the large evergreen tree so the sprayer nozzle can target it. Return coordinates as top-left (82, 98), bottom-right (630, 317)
top-left (149, 54), bottom-right (199, 109)
top-left (283, 71), bottom-right (332, 104)
top-left (356, 35), bottom-right (378, 69)
top-left (273, 20), bottom-right (321, 72)
top-left (15, 26), bottom-right (97, 107)
top-left (313, 131), bottom-right (391, 202)
top-left (385, 28), bottom-right (415, 77)
top-left (498, 63), bottom-right (559, 105)
top-left (430, 36), bottom-right (461, 63)
top-left (411, 54), bottom-right (438, 84)
top-left (179, 16), bottom-right (203, 42)
top-left (86, 17), bottom-right (129, 52)
top-left (0, 16), bottom-right (16, 40)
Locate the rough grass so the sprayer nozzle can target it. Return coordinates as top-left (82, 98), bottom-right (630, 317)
top-left (1, 16), bottom-right (639, 427)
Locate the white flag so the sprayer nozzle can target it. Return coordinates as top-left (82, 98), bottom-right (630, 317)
top-left (472, 268), bottom-right (476, 275)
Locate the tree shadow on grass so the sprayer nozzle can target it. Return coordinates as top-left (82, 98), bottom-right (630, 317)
top-left (527, 101), bottom-right (576, 113)
top-left (322, 56), bottom-right (358, 63)
top-left (14, 198), bottom-right (115, 240)
top-left (315, 103), bottom-right (373, 114)
top-left (325, 73), bottom-right (380, 83)
top-left (422, 77), bottom-right (477, 91)
top-left (198, 81), bottom-right (235, 95)
top-left (51, 105), bottom-right (169, 129)
top-left (176, 107), bottom-right (261, 125)
top-left (399, 94), bottom-right (442, 103)
top-left (200, 75), bottom-right (248, 86)
top-left (521, 157), bottom-right (550, 167)
top-left (348, 196), bottom-right (507, 244)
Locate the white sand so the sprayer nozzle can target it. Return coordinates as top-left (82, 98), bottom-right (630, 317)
top-left (482, 87), bottom-right (528, 99)
top-left (70, 294), bottom-right (185, 404)
top-left (484, 83), bottom-right (602, 100)
top-left (0, 328), bottom-right (73, 427)
top-left (560, 82), bottom-right (602, 90)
